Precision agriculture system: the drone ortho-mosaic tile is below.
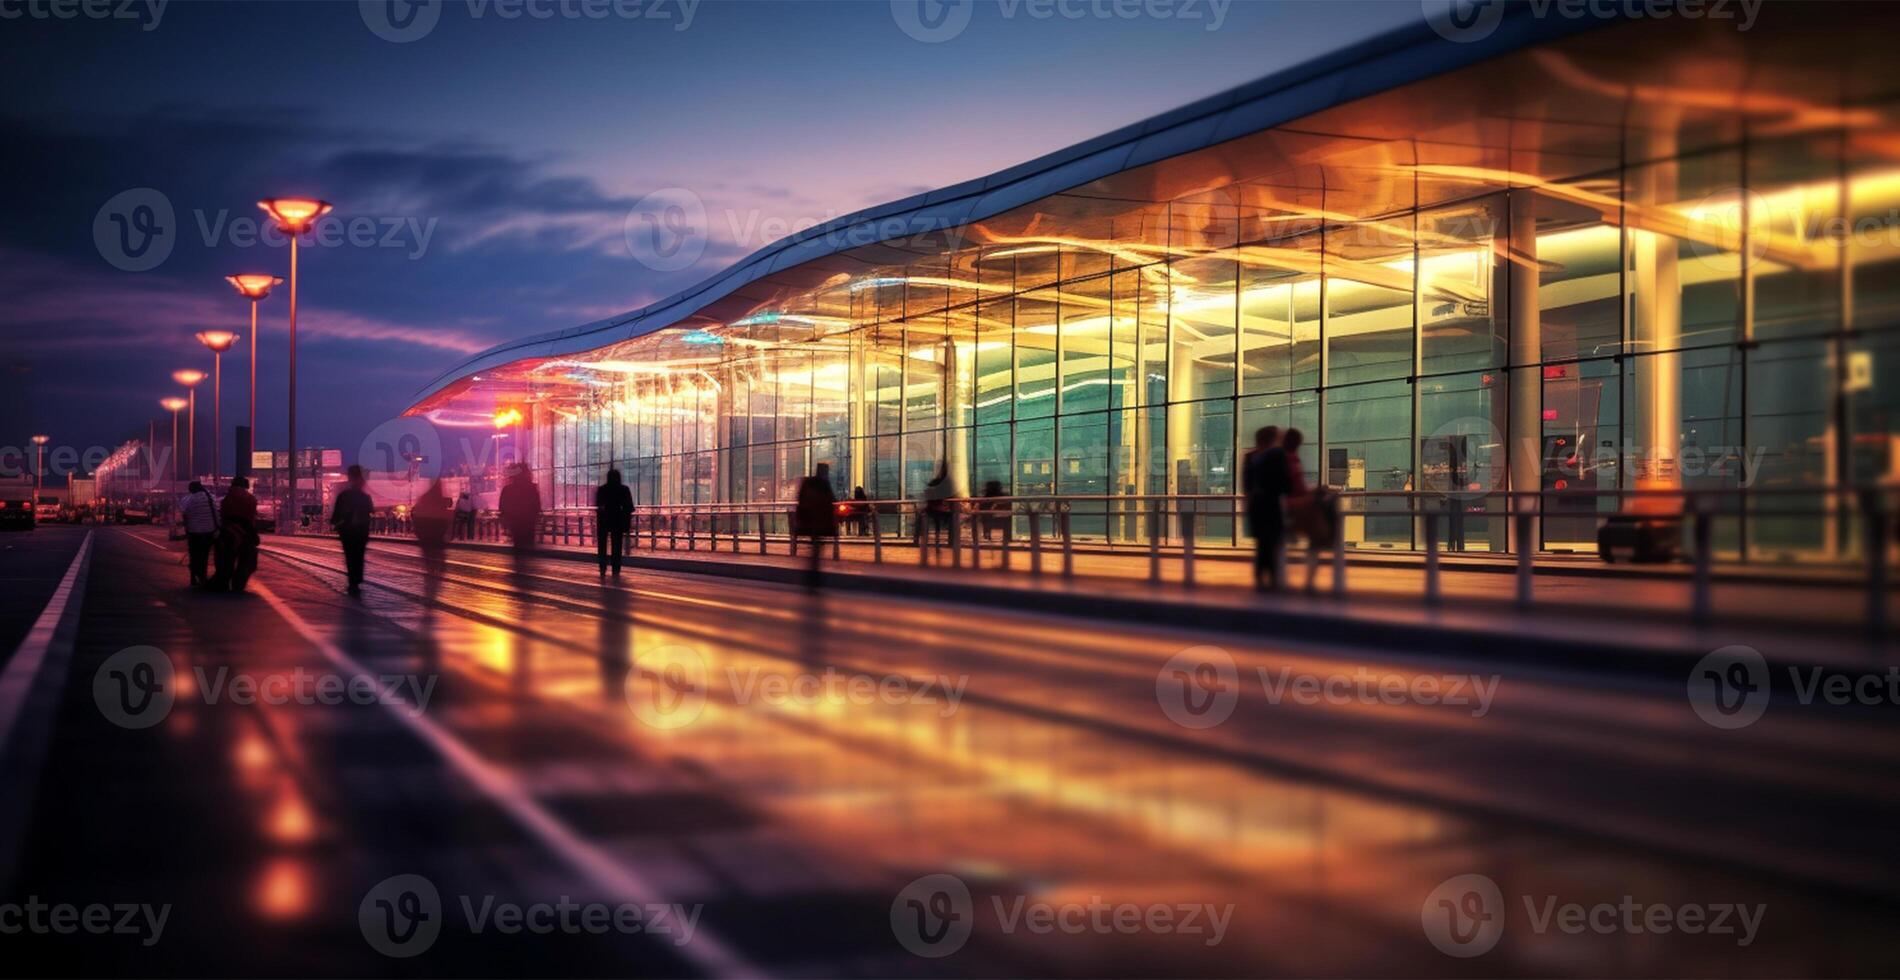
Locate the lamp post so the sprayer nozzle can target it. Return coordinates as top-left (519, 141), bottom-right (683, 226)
top-left (195, 330), bottom-right (240, 488)
top-left (30, 434), bottom-right (48, 503)
top-left (160, 398), bottom-right (187, 484)
top-left (172, 369), bottom-right (205, 481)
top-left (224, 274), bottom-right (282, 446)
top-left (258, 197), bottom-right (332, 532)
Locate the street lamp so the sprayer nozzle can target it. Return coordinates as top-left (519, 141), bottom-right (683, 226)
top-left (195, 330), bottom-right (240, 488)
top-left (172, 369), bottom-right (205, 480)
top-left (30, 434), bottom-right (48, 502)
top-left (259, 198), bottom-right (332, 531)
top-left (160, 398), bottom-right (188, 483)
top-left (224, 274), bottom-right (282, 444)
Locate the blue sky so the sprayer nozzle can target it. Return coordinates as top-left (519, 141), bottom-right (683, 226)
top-left (0, 0), bottom-right (1423, 468)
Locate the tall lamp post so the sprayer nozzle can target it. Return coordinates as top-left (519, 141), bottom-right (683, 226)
top-left (30, 434), bottom-right (48, 503)
top-left (258, 198), bottom-right (332, 532)
top-left (224, 274), bottom-right (282, 444)
top-left (172, 369), bottom-right (205, 481)
top-left (160, 397), bottom-right (188, 484)
top-left (195, 330), bottom-right (240, 488)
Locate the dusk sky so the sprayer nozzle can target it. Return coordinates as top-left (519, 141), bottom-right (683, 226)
top-left (0, 0), bottom-right (1423, 470)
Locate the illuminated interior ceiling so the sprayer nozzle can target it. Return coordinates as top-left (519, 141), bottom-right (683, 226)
top-left (408, 2), bottom-right (1900, 423)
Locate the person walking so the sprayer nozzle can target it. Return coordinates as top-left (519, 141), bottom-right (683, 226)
top-left (412, 478), bottom-right (452, 584)
top-left (177, 480), bottom-right (219, 589)
top-left (331, 465), bottom-right (374, 597)
top-left (218, 476), bottom-right (261, 593)
top-left (499, 464), bottom-right (542, 569)
top-left (1242, 426), bottom-right (1289, 592)
top-left (794, 462), bottom-right (839, 589)
top-left (848, 485), bottom-right (870, 536)
top-left (454, 490), bottom-right (477, 540)
top-left (595, 468), bottom-right (633, 579)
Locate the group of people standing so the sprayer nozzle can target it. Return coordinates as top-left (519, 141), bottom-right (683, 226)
top-left (1242, 425), bottom-right (1336, 593)
top-left (176, 477), bottom-right (262, 593)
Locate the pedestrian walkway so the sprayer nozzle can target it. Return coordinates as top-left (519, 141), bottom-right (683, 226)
top-left (344, 528), bottom-right (1897, 670)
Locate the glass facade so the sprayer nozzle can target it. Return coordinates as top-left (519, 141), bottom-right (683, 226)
top-left (417, 13), bottom-right (1900, 560)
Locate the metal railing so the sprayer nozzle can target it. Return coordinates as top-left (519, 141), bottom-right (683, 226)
top-left (343, 486), bottom-right (1892, 632)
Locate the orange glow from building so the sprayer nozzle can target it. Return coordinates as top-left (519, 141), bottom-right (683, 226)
top-left (257, 197), bottom-right (333, 234)
top-left (493, 407), bottom-right (523, 429)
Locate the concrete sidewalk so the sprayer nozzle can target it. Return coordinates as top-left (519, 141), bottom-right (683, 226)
top-left (336, 529), bottom-right (1897, 686)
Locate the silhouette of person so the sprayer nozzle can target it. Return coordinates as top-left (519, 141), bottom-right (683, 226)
top-left (177, 480), bottom-right (219, 589)
top-left (331, 465), bottom-right (373, 597)
top-left (412, 478), bottom-right (452, 591)
top-left (219, 476), bottom-right (261, 593)
top-left (595, 468), bottom-right (633, 579)
top-left (794, 462), bottom-right (839, 589)
top-left (453, 489), bottom-right (477, 540)
top-left (1242, 425), bottom-right (1284, 592)
top-left (498, 463), bottom-right (541, 586)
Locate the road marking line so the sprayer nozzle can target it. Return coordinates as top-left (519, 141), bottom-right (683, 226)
top-left (247, 578), bottom-right (760, 979)
top-left (0, 531), bottom-right (94, 761)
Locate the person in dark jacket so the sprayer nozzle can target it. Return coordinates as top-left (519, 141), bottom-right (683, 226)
top-left (794, 463), bottom-right (839, 589)
top-left (218, 476), bottom-right (260, 593)
top-left (331, 465), bottom-right (374, 597)
top-left (1242, 425), bottom-right (1287, 592)
top-left (595, 468), bottom-right (634, 579)
top-left (412, 478), bottom-right (452, 587)
top-left (499, 464), bottom-right (541, 551)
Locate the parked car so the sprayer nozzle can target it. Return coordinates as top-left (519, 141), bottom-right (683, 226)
top-left (0, 479), bottom-right (36, 530)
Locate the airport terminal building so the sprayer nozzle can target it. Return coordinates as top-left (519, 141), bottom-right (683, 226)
top-left (406, 3), bottom-right (1900, 559)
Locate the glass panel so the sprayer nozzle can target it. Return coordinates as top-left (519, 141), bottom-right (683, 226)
top-left (1324, 379), bottom-right (1413, 549)
top-left (1418, 196), bottom-right (1505, 376)
top-left (1747, 339), bottom-right (1831, 558)
top-left (1015, 292), bottom-right (1059, 419)
top-left (1169, 255), bottom-right (1238, 400)
top-left (1238, 230), bottom-right (1321, 394)
top-left (1541, 357), bottom-right (1621, 552)
top-left (1417, 370), bottom-right (1506, 552)
top-left (1326, 216), bottom-right (1415, 385)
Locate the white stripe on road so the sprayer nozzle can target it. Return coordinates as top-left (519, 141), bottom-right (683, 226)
top-left (0, 531), bottom-right (94, 761)
top-left (247, 577), bottom-right (760, 979)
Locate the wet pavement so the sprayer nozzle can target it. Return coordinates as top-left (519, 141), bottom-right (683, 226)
top-left (1, 525), bottom-right (1897, 977)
